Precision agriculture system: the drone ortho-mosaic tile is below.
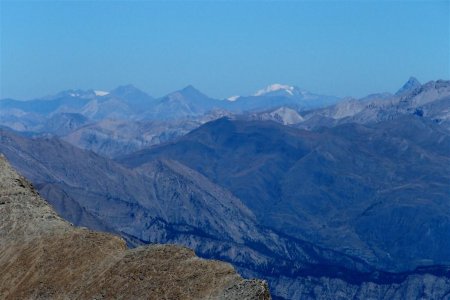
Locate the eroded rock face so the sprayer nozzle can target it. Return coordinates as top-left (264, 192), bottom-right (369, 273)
top-left (0, 155), bottom-right (270, 300)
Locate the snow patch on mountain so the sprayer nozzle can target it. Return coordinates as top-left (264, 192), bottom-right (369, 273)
top-left (254, 84), bottom-right (295, 96)
top-left (94, 90), bottom-right (110, 96)
top-left (227, 95), bottom-right (240, 101)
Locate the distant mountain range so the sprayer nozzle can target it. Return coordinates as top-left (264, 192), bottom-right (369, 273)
top-left (1, 77), bottom-right (450, 299)
top-left (0, 82), bottom-right (338, 125)
top-left (0, 82), bottom-right (338, 157)
top-left (3, 77), bottom-right (445, 159)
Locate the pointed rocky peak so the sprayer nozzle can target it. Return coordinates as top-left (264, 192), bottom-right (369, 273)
top-left (165, 85), bottom-right (212, 103)
top-left (406, 76), bottom-right (421, 86)
top-left (179, 85), bottom-right (209, 98)
top-left (110, 84), bottom-right (152, 99)
top-left (181, 84), bottom-right (199, 92)
top-left (108, 85), bottom-right (154, 108)
top-left (395, 77), bottom-right (421, 96)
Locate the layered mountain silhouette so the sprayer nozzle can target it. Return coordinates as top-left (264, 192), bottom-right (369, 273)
top-left (3, 125), bottom-right (450, 299)
top-left (0, 82), bottom-right (339, 158)
top-left (120, 115), bottom-right (450, 271)
top-left (1, 78), bottom-right (450, 299)
top-left (0, 82), bottom-right (337, 128)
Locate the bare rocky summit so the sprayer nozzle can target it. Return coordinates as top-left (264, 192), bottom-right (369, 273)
top-left (0, 155), bottom-right (270, 300)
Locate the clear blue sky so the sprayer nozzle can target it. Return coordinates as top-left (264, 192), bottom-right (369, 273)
top-left (1, 0), bottom-right (449, 100)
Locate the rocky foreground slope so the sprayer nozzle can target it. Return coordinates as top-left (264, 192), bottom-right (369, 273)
top-left (0, 155), bottom-right (270, 300)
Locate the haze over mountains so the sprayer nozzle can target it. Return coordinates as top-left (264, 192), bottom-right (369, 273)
top-left (0, 83), bottom-right (337, 157)
top-left (0, 82), bottom-right (337, 123)
top-left (1, 77), bottom-right (450, 299)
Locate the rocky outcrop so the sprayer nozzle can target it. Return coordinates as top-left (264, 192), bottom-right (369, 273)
top-left (0, 155), bottom-right (270, 300)
top-left (300, 79), bottom-right (450, 130)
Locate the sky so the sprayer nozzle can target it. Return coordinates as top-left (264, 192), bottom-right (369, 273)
top-left (1, 0), bottom-right (449, 100)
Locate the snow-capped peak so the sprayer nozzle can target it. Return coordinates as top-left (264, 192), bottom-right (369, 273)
top-left (227, 95), bottom-right (240, 101)
top-left (94, 90), bottom-right (109, 96)
top-left (254, 84), bottom-right (295, 96)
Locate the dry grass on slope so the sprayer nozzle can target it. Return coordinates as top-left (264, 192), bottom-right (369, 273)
top-left (0, 155), bottom-right (270, 300)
